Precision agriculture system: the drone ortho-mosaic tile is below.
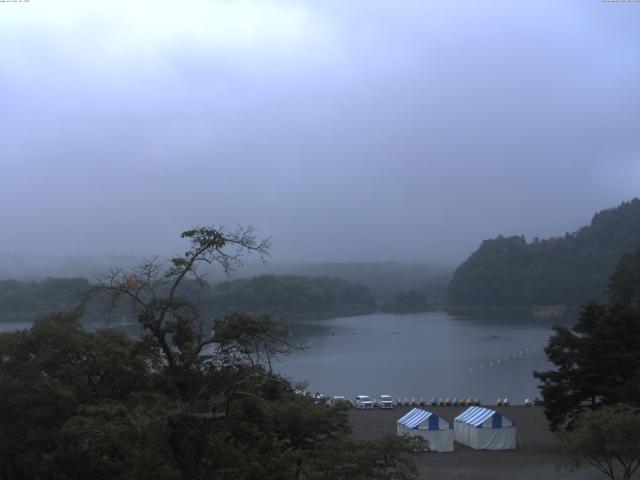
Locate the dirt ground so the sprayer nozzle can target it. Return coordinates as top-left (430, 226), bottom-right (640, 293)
top-left (349, 406), bottom-right (610, 480)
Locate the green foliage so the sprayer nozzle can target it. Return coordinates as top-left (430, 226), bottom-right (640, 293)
top-left (0, 226), bottom-right (419, 480)
top-left (0, 277), bottom-right (89, 321)
top-left (234, 262), bottom-right (451, 303)
top-left (535, 247), bottom-right (640, 430)
top-left (212, 312), bottom-right (296, 369)
top-left (0, 314), bottom-right (417, 480)
top-left (448, 198), bottom-right (640, 305)
top-left (205, 274), bottom-right (376, 319)
top-left (609, 248), bottom-right (640, 309)
top-left (0, 312), bottom-right (157, 480)
top-left (558, 404), bottom-right (640, 480)
top-left (0, 274), bottom-right (377, 323)
top-left (380, 289), bottom-right (430, 314)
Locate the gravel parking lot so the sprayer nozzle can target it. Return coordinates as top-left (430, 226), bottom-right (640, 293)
top-left (349, 405), bottom-right (607, 480)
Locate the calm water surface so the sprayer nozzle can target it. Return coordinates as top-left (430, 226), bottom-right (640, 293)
top-left (0, 311), bottom-right (569, 404)
top-left (277, 311), bottom-right (569, 403)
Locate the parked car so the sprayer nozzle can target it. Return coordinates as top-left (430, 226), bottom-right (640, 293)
top-left (354, 395), bottom-right (373, 409)
top-left (378, 394), bottom-right (394, 408)
top-left (328, 395), bottom-right (351, 408)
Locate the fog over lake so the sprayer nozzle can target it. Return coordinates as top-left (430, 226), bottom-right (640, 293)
top-left (278, 312), bottom-right (566, 403)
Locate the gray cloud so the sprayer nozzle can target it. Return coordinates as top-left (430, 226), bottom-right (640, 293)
top-left (1, 0), bottom-right (639, 263)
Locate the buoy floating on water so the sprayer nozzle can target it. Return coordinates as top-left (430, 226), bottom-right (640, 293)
top-left (458, 344), bottom-right (547, 377)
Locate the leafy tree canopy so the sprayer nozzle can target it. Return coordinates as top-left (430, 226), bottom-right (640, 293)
top-left (0, 226), bottom-right (419, 480)
top-left (559, 404), bottom-right (640, 480)
top-left (448, 198), bottom-right (640, 306)
top-left (534, 245), bottom-right (640, 430)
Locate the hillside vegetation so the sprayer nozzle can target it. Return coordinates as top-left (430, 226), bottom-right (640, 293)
top-left (0, 274), bottom-right (376, 323)
top-left (0, 257), bottom-right (452, 303)
top-left (448, 198), bottom-right (640, 306)
top-left (380, 290), bottom-right (431, 313)
top-left (0, 277), bottom-right (90, 321)
top-left (202, 274), bottom-right (376, 319)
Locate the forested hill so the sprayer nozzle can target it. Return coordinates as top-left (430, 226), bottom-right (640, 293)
top-left (0, 274), bottom-right (377, 322)
top-left (448, 198), bottom-right (640, 306)
top-left (202, 275), bottom-right (376, 319)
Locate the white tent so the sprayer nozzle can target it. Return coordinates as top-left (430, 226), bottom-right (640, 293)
top-left (396, 408), bottom-right (454, 452)
top-left (453, 406), bottom-right (516, 450)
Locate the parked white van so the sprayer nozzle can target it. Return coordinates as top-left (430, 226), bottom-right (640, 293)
top-left (354, 395), bottom-right (373, 409)
top-left (378, 395), bottom-right (394, 408)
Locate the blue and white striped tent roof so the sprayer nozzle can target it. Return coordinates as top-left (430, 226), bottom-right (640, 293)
top-left (454, 406), bottom-right (511, 428)
top-left (397, 408), bottom-right (442, 430)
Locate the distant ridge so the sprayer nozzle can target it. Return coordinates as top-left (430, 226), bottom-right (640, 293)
top-left (0, 255), bottom-right (451, 302)
top-left (0, 253), bottom-right (141, 281)
top-left (447, 198), bottom-right (640, 306)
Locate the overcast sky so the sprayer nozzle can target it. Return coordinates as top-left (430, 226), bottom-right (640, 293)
top-left (1, 0), bottom-right (639, 264)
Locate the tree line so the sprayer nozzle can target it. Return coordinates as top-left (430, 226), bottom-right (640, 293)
top-left (0, 274), bottom-right (378, 323)
top-left (535, 245), bottom-right (640, 480)
top-left (380, 290), bottom-right (431, 314)
top-left (448, 198), bottom-right (640, 306)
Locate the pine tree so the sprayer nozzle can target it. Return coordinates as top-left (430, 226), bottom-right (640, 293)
top-left (535, 246), bottom-right (640, 430)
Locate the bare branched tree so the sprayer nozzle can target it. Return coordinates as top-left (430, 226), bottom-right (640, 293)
top-left (89, 225), bottom-right (271, 371)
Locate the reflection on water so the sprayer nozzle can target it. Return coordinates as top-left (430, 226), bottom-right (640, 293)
top-left (277, 311), bottom-right (572, 403)
top-left (0, 311), bottom-right (572, 404)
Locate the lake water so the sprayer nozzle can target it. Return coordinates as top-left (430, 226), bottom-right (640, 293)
top-left (0, 311), bottom-right (569, 404)
top-left (277, 311), bottom-right (569, 404)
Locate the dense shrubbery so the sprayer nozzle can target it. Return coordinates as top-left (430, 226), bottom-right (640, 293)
top-left (448, 199), bottom-right (640, 306)
top-left (0, 226), bottom-right (419, 480)
top-left (558, 404), bottom-right (640, 480)
top-left (0, 313), bottom-right (419, 480)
